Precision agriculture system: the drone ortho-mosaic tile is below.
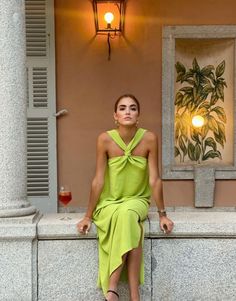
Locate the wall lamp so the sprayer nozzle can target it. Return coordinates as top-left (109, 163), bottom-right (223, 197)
top-left (93, 0), bottom-right (125, 60)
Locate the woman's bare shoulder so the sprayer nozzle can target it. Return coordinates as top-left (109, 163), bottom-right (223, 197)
top-left (143, 130), bottom-right (159, 153)
top-left (97, 131), bottom-right (112, 145)
top-left (143, 130), bottom-right (158, 143)
top-left (96, 132), bottom-right (111, 153)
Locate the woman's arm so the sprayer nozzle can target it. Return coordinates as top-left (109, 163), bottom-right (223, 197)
top-left (77, 133), bottom-right (108, 234)
top-left (147, 132), bottom-right (174, 234)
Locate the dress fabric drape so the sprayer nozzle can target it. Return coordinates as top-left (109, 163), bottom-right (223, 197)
top-left (93, 128), bottom-right (151, 295)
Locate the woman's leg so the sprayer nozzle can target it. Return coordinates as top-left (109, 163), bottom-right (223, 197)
top-left (106, 206), bottom-right (146, 300)
top-left (106, 253), bottom-right (127, 301)
top-left (126, 224), bottom-right (143, 301)
top-left (107, 245), bottom-right (142, 301)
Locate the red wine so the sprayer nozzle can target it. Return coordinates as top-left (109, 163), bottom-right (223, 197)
top-left (59, 191), bottom-right (72, 206)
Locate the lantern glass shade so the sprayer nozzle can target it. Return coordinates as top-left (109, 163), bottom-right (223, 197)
top-left (93, 0), bottom-right (125, 33)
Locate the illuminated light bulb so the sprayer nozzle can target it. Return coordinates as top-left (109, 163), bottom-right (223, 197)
top-left (104, 12), bottom-right (114, 24)
top-left (192, 115), bottom-right (204, 128)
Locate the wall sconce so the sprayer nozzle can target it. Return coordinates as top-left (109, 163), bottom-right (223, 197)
top-left (93, 0), bottom-right (125, 60)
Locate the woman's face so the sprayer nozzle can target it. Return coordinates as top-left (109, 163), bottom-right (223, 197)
top-left (114, 97), bottom-right (139, 127)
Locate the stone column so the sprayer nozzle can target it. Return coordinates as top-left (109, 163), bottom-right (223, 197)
top-left (0, 0), bottom-right (36, 217)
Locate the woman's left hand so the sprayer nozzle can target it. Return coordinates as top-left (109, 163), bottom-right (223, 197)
top-left (159, 216), bottom-right (174, 234)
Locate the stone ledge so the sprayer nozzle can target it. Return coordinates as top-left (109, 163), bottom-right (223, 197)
top-left (0, 210), bottom-right (41, 224)
top-left (37, 212), bottom-right (236, 240)
top-left (37, 213), bottom-right (97, 239)
top-left (149, 212), bottom-right (236, 238)
top-left (37, 213), bottom-right (150, 240)
top-left (0, 224), bottom-right (37, 239)
top-left (0, 211), bottom-right (41, 239)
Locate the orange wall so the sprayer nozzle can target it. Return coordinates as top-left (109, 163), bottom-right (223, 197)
top-left (55, 0), bottom-right (236, 208)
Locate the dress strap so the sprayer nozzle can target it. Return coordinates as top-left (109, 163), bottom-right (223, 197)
top-left (107, 129), bottom-right (127, 151)
top-left (128, 128), bottom-right (146, 152)
top-left (107, 128), bottom-right (146, 154)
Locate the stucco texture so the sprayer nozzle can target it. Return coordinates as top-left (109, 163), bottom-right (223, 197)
top-left (55, 0), bottom-right (236, 208)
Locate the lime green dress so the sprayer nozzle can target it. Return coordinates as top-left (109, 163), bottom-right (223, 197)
top-left (92, 128), bottom-right (151, 295)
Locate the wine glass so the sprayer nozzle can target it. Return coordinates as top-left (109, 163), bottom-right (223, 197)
top-left (59, 185), bottom-right (72, 220)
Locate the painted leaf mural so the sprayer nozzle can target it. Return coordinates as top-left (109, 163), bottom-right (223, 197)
top-left (175, 58), bottom-right (227, 163)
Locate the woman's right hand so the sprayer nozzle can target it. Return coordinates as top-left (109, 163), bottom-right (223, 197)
top-left (77, 217), bottom-right (92, 235)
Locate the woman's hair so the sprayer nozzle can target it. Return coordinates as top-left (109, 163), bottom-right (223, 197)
top-left (114, 94), bottom-right (140, 113)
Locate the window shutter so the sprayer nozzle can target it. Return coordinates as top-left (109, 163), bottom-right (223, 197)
top-left (25, 0), bottom-right (57, 213)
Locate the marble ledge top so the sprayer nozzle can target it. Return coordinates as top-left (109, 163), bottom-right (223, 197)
top-left (37, 212), bottom-right (236, 240)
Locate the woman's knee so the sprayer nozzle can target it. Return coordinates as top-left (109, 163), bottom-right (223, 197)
top-left (118, 207), bottom-right (139, 222)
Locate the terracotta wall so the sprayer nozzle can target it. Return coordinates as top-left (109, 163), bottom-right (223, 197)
top-left (55, 0), bottom-right (236, 208)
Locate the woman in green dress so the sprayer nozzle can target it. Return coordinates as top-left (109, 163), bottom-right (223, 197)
top-left (77, 94), bottom-right (174, 301)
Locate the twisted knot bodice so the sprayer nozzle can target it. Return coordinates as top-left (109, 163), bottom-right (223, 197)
top-left (108, 128), bottom-right (146, 161)
top-left (124, 149), bottom-right (132, 157)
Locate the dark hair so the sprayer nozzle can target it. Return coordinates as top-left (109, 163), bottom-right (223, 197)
top-left (114, 94), bottom-right (140, 114)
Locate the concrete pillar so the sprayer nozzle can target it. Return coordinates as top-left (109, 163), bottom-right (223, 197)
top-left (0, 0), bottom-right (36, 217)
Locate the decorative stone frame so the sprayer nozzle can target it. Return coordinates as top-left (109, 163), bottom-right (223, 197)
top-left (162, 25), bottom-right (236, 180)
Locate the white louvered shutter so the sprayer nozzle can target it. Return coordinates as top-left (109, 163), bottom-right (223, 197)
top-left (25, 0), bottom-right (57, 213)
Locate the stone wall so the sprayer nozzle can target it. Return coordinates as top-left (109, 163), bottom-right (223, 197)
top-left (1, 211), bottom-right (236, 300)
top-left (37, 212), bottom-right (236, 301)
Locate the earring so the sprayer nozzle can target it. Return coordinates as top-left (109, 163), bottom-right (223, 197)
top-left (136, 120), bottom-right (139, 127)
top-left (115, 120), bottom-right (119, 127)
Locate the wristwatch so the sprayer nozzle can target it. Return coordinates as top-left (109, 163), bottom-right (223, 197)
top-left (158, 209), bottom-right (167, 217)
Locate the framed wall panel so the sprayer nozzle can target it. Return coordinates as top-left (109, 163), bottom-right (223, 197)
top-left (162, 26), bottom-right (236, 180)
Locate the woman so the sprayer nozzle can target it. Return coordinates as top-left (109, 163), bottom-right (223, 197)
top-left (77, 94), bottom-right (174, 301)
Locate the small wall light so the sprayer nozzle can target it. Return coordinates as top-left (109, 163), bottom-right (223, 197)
top-left (192, 115), bottom-right (204, 128)
top-left (93, 0), bottom-right (125, 60)
top-left (104, 12), bottom-right (114, 28)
